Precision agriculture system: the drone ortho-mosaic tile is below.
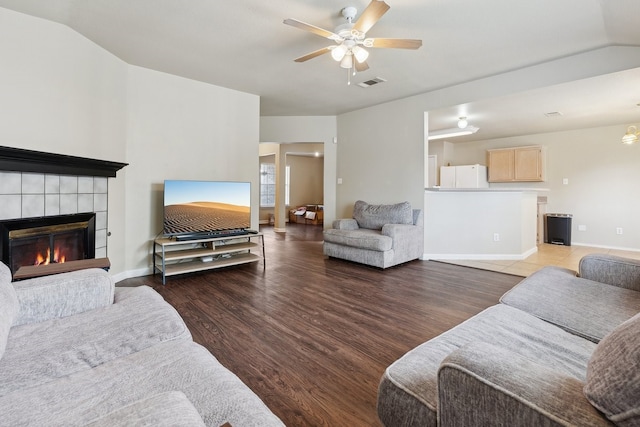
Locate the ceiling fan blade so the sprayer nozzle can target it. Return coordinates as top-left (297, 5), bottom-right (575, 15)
top-left (353, 0), bottom-right (390, 34)
top-left (367, 38), bottom-right (422, 49)
top-left (355, 60), bottom-right (369, 72)
top-left (294, 47), bottom-right (332, 62)
top-left (283, 18), bottom-right (341, 40)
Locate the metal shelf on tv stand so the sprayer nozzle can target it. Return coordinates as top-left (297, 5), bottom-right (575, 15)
top-left (153, 232), bottom-right (265, 285)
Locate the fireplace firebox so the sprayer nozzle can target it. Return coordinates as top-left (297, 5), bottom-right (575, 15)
top-left (0, 213), bottom-right (95, 277)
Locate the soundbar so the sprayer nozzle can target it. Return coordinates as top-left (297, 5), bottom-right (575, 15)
top-left (174, 229), bottom-right (250, 241)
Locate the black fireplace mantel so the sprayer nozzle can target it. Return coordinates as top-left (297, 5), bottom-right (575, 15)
top-left (0, 146), bottom-right (128, 177)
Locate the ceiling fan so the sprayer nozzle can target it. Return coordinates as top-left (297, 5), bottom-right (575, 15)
top-left (284, 0), bottom-right (422, 83)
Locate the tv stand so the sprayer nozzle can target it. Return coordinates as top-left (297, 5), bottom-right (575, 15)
top-left (153, 233), bottom-right (265, 285)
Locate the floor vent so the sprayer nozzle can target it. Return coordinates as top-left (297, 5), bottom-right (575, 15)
top-left (358, 77), bottom-right (386, 88)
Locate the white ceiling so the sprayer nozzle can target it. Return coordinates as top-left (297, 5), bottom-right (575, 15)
top-left (1, 0), bottom-right (639, 142)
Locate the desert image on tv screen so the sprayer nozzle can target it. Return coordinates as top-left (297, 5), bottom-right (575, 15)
top-left (163, 181), bottom-right (250, 236)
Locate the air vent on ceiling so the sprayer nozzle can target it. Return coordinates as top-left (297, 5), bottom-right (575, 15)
top-left (544, 111), bottom-right (563, 117)
top-left (358, 77), bottom-right (387, 88)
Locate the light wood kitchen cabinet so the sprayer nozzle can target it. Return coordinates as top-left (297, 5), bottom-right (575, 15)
top-left (486, 149), bottom-right (514, 182)
top-left (487, 145), bottom-right (545, 182)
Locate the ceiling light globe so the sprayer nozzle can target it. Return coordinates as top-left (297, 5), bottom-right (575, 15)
top-left (622, 126), bottom-right (639, 145)
top-left (352, 46), bottom-right (369, 63)
top-left (457, 117), bottom-right (468, 129)
top-left (340, 53), bottom-right (353, 69)
top-left (622, 134), bottom-right (638, 145)
top-left (331, 44), bottom-right (347, 62)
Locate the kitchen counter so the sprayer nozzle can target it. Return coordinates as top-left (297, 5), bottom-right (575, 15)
top-left (424, 189), bottom-right (539, 260)
top-left (425, 187), bottom-right (549, 192)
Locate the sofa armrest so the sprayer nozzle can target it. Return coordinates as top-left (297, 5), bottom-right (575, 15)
top-left (438, 342), bottom-right (610, 427)
top-left (12, 268), bottom-right (115, 327)
top-left (382, 223), bottom-right (423, 255)
top-left (381, 223), bottom-right (421, 238)
top-left (579, 254), bottom-right (640, 291)
top-left (332, 218), bottom-right (359, 230)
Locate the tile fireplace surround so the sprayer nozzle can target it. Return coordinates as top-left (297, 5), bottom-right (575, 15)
top-left (0, 146), bottom-right (128, 262)
top-left (0, 172), bottom-right (108, 258)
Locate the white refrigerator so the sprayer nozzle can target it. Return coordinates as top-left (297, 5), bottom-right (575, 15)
top-left (440, 164), bottom-right (489, 188)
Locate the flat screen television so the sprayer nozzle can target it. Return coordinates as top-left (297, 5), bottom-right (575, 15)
top-left (163, 180), bottom-right (251, 239)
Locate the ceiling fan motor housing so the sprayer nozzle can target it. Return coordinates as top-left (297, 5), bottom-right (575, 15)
top-left (342, 6), bottom-right (357, 22)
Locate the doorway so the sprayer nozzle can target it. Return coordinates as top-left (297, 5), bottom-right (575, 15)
top-left (258, 143), bottom-right (324, 233)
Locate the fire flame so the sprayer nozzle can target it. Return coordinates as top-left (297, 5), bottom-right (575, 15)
top-left (34, 250), bottom-right (48, 265)
top-left (33, 247), bottom-right (66, 266)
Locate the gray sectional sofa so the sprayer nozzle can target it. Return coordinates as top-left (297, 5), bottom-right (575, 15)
top-left (0, 261), bottom-right (283, 426)
top-left (377, 254), bottom-right (640, 426)
top-left (323, 200), bottom-right (424, 268)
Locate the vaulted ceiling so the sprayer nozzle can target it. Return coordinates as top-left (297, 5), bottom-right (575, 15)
top-left (1, 0), bottom-right (639, 141)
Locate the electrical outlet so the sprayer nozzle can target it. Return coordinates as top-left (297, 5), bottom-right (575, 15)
top-left (493, 233), bottom-right (500, 242)
top-left (562, 178), bottom-right (569, 185)
top-left (578, 225), bottom-right (587, 231)
top-left (616, 227), bottom-right (623, 235)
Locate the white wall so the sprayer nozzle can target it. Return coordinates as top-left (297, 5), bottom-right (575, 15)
top-left (337, 102), bottom-right (425, 218)
top-left (445, 125), bottom-right (640, 250)
top-left (0, 7), bottom-right (260, 278)
top-left (125, 66), bottom-right (259, 277)
top-left (260, 116), bottom-right (337, 226)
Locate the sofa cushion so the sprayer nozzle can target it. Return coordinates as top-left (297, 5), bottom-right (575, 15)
top-left (0, 286), bottom-right (191, 396)
top-left (584, 312), bottom-right (640, 427)
top-left (12, 267), bottom-right (115, 326)
top-left (0, 262), bottom-right (18, 360)
top-left (500, 266), bottom-right (640, 342)
top-left (378, 304), bottom-right (596, 427)
top-left (85, 391), bottom-right (206, 427)
top-left (352, 200), bottom-right (413, 230)
top-left (0, 340), bottom-right (284, 426)
top-left (323, 228), bottom-right (392, 251)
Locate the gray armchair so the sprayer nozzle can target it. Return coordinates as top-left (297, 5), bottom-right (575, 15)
top-left (323, 200), bottom-right (424, 268)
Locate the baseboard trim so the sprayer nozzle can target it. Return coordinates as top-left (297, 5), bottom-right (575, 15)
top-left (112, 267), bottom-right (152, 283)
top-left (571, 242), bottom-right (640, 252)
top-left (422, 246), bottom-right (538, 261)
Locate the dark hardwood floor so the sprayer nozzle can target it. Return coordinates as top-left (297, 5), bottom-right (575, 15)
top-left (120, 224), bottom-right (524, 426)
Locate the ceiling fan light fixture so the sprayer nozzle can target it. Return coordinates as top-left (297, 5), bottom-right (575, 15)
top-left (285, 0), bottom-right (422, 85)
top-left (340, 53), bottom-right (353, 69)
top-left (457, 117), bottom-right (468, 129)
top-left (352, 46), bottom-right (369, 63)
top-left (622, 125), bottom-right (639, 145)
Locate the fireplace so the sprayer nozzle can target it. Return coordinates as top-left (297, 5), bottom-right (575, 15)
top-left (0, 213), bottom-right (95, 277)
top-left (0, 146), bottom-right (127, 278)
